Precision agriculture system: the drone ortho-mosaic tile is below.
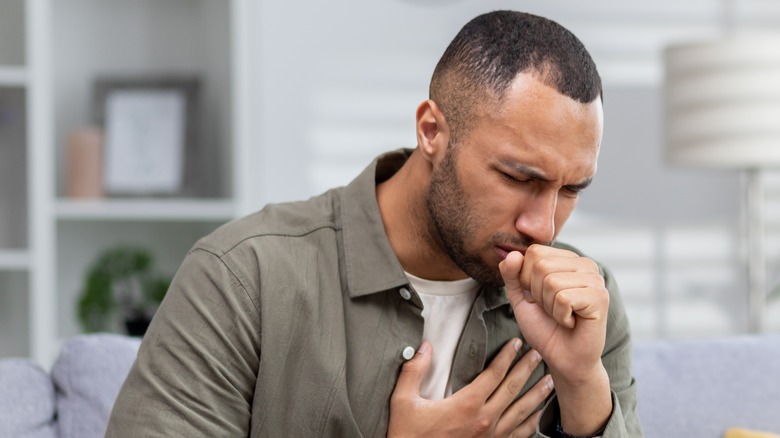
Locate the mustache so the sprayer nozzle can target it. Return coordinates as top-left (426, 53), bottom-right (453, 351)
top-left (490, 232), bottom-right (550, 249)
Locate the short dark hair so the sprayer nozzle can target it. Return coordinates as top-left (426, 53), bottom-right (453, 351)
top-left (430, 10), bottom-right (602, 142)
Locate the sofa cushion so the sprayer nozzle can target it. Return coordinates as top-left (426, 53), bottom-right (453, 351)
top-left (634, 334), bottom-right (780, 438)
top-left (52, 333), bottom-right (141, 438)
top-left (0, 358), bottom-right (57, 438)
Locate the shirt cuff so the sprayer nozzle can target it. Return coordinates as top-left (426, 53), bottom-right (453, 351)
top-left (537, 390), bottom-right (623, 438)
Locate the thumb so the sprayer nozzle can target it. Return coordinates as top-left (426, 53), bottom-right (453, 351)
top-left (499, 251), bottom-right (529, 306)
top-left (393, 341), bottom-right (433, 398)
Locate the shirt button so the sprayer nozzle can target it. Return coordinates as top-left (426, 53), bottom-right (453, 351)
top-left (399, 287), bottom-right (412, 300)
top-left (402, 346), bottom-right (415, 360)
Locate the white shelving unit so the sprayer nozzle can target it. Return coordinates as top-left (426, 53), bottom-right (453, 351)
top-left (0, 250), bottom-right (30, 271)
top-left (55, 199), bottom-right (236, 222)
top-left (0, 67), bottom-right (27, 87)
top-left (0, 0), bottom-right (260, 367)
top-left (0, 0), bottom-right (30, 358)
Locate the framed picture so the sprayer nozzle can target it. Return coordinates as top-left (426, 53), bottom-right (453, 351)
top-left (93, 77), bottom-right (200, 196)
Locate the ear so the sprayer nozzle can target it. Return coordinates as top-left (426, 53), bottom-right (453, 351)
top-left (415, 99), bottom-right (450, 166)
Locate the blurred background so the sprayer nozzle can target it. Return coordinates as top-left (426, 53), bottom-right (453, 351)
top-left (1, 0), bottom-right (779, 367)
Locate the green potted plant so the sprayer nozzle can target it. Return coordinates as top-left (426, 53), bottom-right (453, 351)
top-left (77, 245), bottom-right (171, 336)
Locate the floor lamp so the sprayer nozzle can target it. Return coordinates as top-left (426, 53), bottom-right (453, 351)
top-left (664, 37), bottom-right (780, 333)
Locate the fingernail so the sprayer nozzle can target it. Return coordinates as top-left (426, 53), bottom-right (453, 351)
top-left (546, 376), bottom-right (555, 391)
top-left (532, 350), bottom-right (542, 363)
top-left (513, 339), bottom-right (522, 352)
top-left (417, 341), bottom-right (429, 354)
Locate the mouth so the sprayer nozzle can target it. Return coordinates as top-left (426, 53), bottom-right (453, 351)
top-left (495, 245), bottom-right (527, 260)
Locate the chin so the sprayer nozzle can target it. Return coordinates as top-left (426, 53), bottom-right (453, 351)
top-left (463, 261), bottom-right (503, 288)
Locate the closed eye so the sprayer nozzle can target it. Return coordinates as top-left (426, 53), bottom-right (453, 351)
top-left (562, 179), bottom-right (592, 197)
top-left (499, 172), bottom-right (530, 185)
top-left (562, 186), bottom-right (583, 198)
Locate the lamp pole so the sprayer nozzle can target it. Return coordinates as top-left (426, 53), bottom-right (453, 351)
top-left (746, 168), bottom-right (766, 333)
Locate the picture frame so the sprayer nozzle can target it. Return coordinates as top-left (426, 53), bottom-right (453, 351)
top-left (93, 76), bottom-right (200, 196)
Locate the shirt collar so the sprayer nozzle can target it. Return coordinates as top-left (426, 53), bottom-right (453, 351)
top-left (339, 148), bottom-right (510, 312)
top-left (341, 149), bottom-right (412, 298)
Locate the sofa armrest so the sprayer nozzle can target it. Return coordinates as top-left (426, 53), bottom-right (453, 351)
top-left (0, 358), bottom-right (57, 438)
top-left (52, 333), bottom-right (141, 438)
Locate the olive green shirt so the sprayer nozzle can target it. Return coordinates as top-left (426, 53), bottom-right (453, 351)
top-left (106, 150), bottom-right (642, 437)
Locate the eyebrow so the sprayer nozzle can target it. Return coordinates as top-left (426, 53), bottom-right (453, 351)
top-left (498, 159), bottom-right (593, 191)
top-left (565, 178), bottom-right (593, 192)
top-left (499, 160), bottom-right (550, 182)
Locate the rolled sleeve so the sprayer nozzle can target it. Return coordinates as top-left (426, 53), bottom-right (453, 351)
top-left (537, 389), bottom-right (637, 437)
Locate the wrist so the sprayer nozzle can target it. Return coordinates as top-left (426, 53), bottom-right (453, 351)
top-left (552, 366), bottom-right (612, 436)
top-left (550, 362), bottom-right (607, 391)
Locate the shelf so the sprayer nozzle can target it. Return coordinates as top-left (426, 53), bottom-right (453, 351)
top-left (0, 67), bottom-right (27, 87)
top-left (0, 249), bottom-right (30, 271)
top-left (55, 198), bottom-right (237, 222)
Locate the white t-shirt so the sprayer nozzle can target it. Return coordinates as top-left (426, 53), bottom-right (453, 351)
top-left (404, 271), bottom-right (480, 400)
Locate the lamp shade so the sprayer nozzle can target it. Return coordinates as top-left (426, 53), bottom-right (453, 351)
top-left (664, 36), bottom-right (780, 168)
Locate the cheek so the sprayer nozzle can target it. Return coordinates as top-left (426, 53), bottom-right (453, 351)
top-left (476, 182), bottom-right (522, 216)
top-left (554, 197), bottom-right (578, 228)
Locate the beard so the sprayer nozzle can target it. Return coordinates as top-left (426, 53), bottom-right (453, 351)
top-left (425, 146), bottom-right (540, 288)
top-left (424, 147), bottom-right (517, 288)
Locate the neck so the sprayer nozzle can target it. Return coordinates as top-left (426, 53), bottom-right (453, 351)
top-left (376, 150), bottom-right (468, 281)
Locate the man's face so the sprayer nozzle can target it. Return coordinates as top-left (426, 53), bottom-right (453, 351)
top-left (425, 73), bottom-right (603, 287)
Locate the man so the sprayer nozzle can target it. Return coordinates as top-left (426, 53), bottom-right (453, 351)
top-left (107, 10), bottom-right (642, 438)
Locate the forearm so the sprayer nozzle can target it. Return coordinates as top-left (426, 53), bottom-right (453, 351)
top-left (553, 365), bottom-right (612, 436)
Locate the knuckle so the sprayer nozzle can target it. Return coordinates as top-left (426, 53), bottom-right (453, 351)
top-left (542, 273), bottom-right (558, 291)
top-left (592, 283), bottom-right (610, 305)
top-left (506, 380), bottom-right (523, 396)
top-left (554, 290), bottom-right (570, 306)
top-left (514, 404), bottom-right (531, 422)
top-left (526, 244), bottom-right (542, 257)
top-left (472, 415), bottom-right (493, 434)
top-left (535, 257), bottom-right (552, 273)
top-left (587, 271), bottom-right (606, 285)
top-left (579, 257), bottom-right (599, 273)
top-left (490, 365), bottom-right (506, 382)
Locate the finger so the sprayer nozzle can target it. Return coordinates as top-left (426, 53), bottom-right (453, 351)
top-left (524, 255), bottom-right (599, 308)
top-left (499, 250), bottom-right (524, 289)
top-left (486, 348), bottom-right (543, 410)
top-left (392, 341), bottom-right (433, 401)
top-left (540, 271), bottom-right (604, 320)
top-left (520, 256), bottom-right (598, 301)
top-left (520, 245), bottom-right (579, 295)
top-left (466, 338), bottom-right (522, 400)
top-left (500, 251), bottom-right (535, 306)
top-left (494, 375), bottom-right (554, 436)
top-left (551, 286), bottom-right (609, 328)
top-left (508, 410), bottom-right (543, 438)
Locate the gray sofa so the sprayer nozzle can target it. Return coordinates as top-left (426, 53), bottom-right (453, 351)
top-left (1, 333), bottom-right (779, 438)
top-left (0, 334), bottom-right (140, 438)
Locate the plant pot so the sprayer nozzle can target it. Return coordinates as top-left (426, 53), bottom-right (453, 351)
top-left (125, 316), bottom-right (152, 337)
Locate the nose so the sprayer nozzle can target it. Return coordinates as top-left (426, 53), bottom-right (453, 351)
top-left (514, 190), bottom-right (557, 245)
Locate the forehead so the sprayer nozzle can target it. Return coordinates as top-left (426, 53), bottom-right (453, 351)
top-left (464, 72), bottom-right (603, 177)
